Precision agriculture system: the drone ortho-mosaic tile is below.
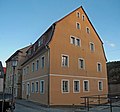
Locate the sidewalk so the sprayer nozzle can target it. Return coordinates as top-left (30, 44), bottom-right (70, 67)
top-left (16, 99), bottom-right (120, 112)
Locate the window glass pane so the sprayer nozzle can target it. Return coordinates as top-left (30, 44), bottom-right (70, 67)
top-left (62, 56), bottom-right (68, 67)
top-left (76, 39), bottom-right (80, 46)
top-left (77, 23), bottom-right (80, 29)
top-left (41, 57), bottom-right (45, 68)
top-left (62, 80), bottom-right (69, 92)
top-left (74, 81), bottom-right (79, 92)
top-left (84, 81), bottom-right (88, 91)
top-left (71, 37), bottom-right (75, 44)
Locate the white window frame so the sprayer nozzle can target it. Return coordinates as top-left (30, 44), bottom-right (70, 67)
top-left (61, 54), bottom-right (69, 67)
top-left (41, 56), bottom-right (45, 69)
top-left (76, 11), bottom-right (80, 18)
top-left (31, 81), bottom-right (34, 93)
top-left (98, 81), bottom-right (103, 91)
top-left (35, 81), bottom-right (39, 93)
top-left (78, 58), bottom-right (85, 69)
top-left (90, 42), bottom-right (95, 52)
top-left (76, 22), bottom-right (81, 29)
top-left (73, 80), bottom-right (80, 93)
top-left (70, 35), bottom-right (81, 47)
top-left (83, 80), bottom-right (89, 92)
top-left (76, 37), bottom-right (81, 46)
top-left (40, 80), bottom-right (45, 94)
top-left (61, 79), bottom-right (70, 93)
top-left (70, 36), bottom-right (75, 45)
top-left (97, 62), bottom-right (102, 72)
top-left (86, 27), bottom-right (90, 34)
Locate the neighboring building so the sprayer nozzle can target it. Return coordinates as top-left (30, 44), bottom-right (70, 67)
top-left (0, 61), bottom-right (4, 92)
top-left (5, 46), bottom-right (31, 98)
top-left (22, 6), bottom-right (108, 106)
top-left (107, 61), bottom-right (120, 94)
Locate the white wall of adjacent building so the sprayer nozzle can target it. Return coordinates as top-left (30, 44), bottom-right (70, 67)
top-left (0, 78), bottom-right (3, 92)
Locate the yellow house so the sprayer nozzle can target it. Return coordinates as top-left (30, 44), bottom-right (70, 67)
top-left (22, 6), bottom-right (108, 106)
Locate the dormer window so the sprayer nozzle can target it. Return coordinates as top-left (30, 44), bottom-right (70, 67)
top-left (76, 11), bottom-right (80, 18)
top-left (38, 38), bottom-right (43, 47)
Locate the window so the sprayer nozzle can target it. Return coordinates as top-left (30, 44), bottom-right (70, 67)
top-left (35, 81), bottom-right (39, 93)
top-left (86, 27), bottom-right (90, 34)
top-left (26, 66), bottom-right (29, 74)
top-left (40, 80), bottom-right (45, 94)
top-left (76, 11), bottom-right (80, 18)
top-left (90, 42), bottom-right (95, 51)
top-left (70, 36), bottom-right (75, 45)
top-left (76, 38), bottom-right (80, 46)
top-left (73, 80), bottom-right (80, 93)
top-left (32, 63), bottom-right (35, 72)
top-left (82, 14), bottom-right (85, 21)
top-left (38, 38), bottom-right (43, 47)
top-left (62, 55), bottom-right (69, 67)
top-left (31, 82), bottom-right (34, 93)
top-left (62, 80), bottom-right (69, 93)
top-left (36, 60), bottom-right (39, 71)
top-left (97, 62), bottom-right (102, 72)
top-left (79, 58), bottom-right (85, 69)
top-left (76, 22), bottom-right (80, 29)
top-left (83, 80), bottom-right (89, 92)
top-left (41, 56), bottom-right (45, 68)
top-left (98, 81), bottom-right (103, 91)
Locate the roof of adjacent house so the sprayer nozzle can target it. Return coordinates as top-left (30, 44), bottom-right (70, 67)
top-left (23, 6), bottom-right (107, 64)
top-left (6, 45), bottom-right (31, 62)
top-left (0, 61), bottom-right (4, 78)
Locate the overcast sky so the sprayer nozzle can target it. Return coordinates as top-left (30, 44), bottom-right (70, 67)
top-left (0, 0), bottom-right (120, 67)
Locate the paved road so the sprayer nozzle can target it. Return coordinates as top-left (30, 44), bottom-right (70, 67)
top-left (15, 99), bottom-right (120, 112)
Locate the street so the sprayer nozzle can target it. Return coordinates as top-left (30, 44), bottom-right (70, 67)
top-left (14, 99), bottom-right (120, 112)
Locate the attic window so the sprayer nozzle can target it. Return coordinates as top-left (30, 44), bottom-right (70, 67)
top-left (82, 14), bottom-right (85, 21)
top-left (86, 27), bottom-right (90, 34)
top-left (76, 11), bottom-right (80, 18)
top-left (76, 22), bottom-right (80, 29)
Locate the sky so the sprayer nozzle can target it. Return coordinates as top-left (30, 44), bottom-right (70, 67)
top-left (0, 0), bottom-right (120, 67)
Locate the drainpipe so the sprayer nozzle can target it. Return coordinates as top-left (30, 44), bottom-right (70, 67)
top-left (46, 46), bottom-right (50, 107)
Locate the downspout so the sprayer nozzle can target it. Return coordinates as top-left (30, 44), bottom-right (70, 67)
top-left (46, 46), bottom-right (50, 107)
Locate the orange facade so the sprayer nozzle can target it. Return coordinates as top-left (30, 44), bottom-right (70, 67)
top-left (22, 6), bottom-right (108, 106)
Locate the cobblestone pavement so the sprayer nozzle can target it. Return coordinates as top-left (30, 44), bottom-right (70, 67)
top-left (15, 99), bottom-right (120, 112)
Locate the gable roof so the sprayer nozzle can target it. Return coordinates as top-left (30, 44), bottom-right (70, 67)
top-left (55, 6), bottom-right (107, 61)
